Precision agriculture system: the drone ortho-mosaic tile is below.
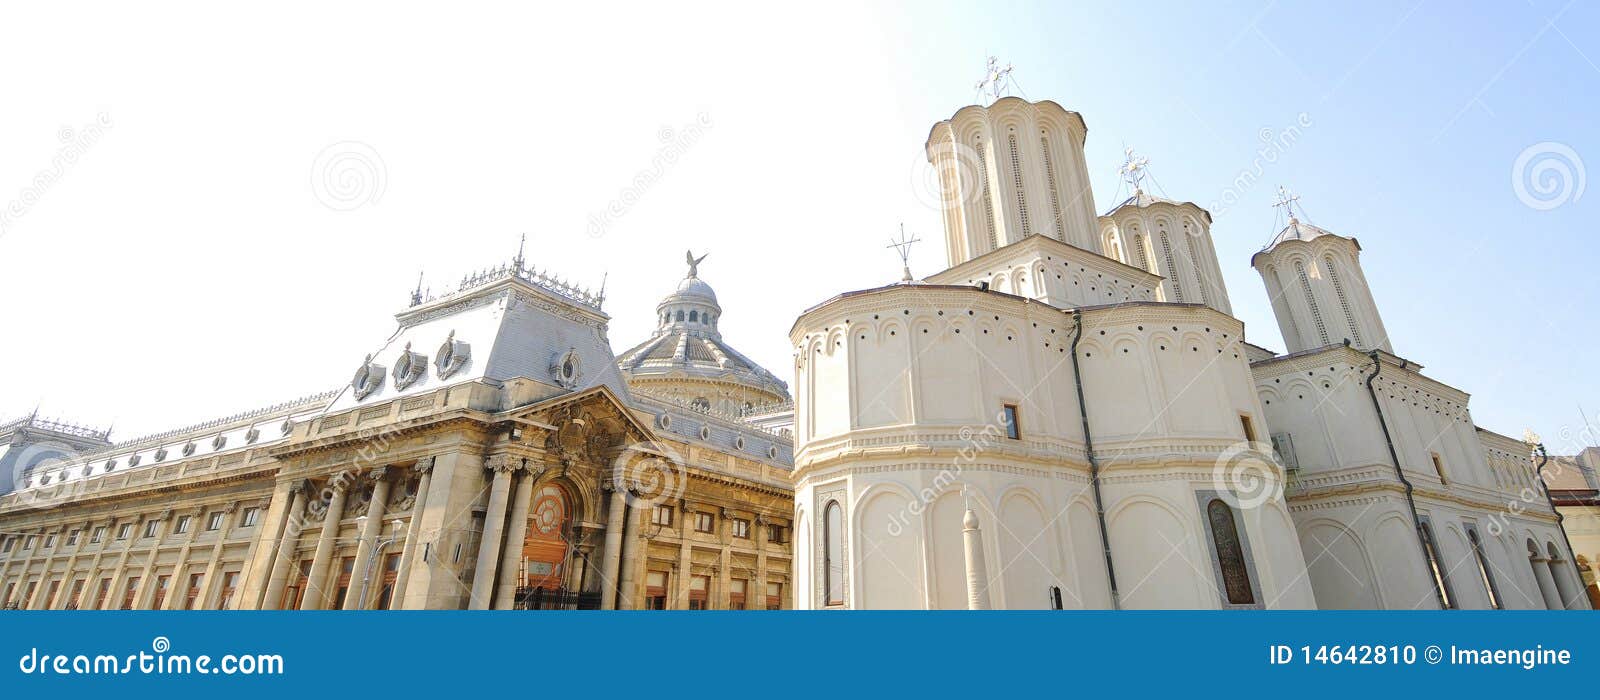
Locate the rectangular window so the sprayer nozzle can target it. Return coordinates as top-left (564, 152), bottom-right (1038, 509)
top-left (730, 578), bottom-right (748, 610)
top-left (217, 572), bottom-right (240, 610)
top-left (732, 518), bottom-right (751, 539)
top-left (766, 582), bottom-right (783, 610)
top-left (173, 515), bottom-right (191, 535)
top-left (121, 577), bottom-right (141, 610)
top-left (151, 575), bottom-right (170, 609)
top-left (90, 526), bottom-right (106, 544)
top-left (688, 575), bottom-right (710, 610)
top-left (240, 507), bottom-right (261, 527)
top-left (376, 553), bottom-right (402, 610)
top-left (1239, 414), bottom-right (1257, 443)
top-left (94, 578), bottom-right (111, 609)
top-left (1001, 404), bottom-right (1021, 440)
top-left (66, 579), bottom-right (85, 610)
top-left (22, 536), bottom-right (35, 550)
top-left (768, 524), bottom-right (787, 544)
top-left (334, 556), bottom-right (356, 609)
top-left (0, 537), bottom-right (11, 553)
top-left (184, 573), bottom-right (204, 610)
top-left (117, 524), bottom-right (133, 541)
top-left (651, 505), bottom-right (673, 527)
top-left (694, 512), bottom-right (715, 533)
top-left (43, 534), bottom-right (56, 549)
top-left (65, 529), bottom-right (79, 546)
top-left (43, 579), bottom-right (60, 609)
top-left (142, 520), bottom-right (159, 538)
top-left (206, 511), bottom-right (225, 531)
top-left (645, 571), bottom-right (669, 610)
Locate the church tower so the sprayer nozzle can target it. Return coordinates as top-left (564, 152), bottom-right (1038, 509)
top-left (924, 97), bottom-right (1100, 265)
top-left (1099, 183), bottom-right (1233, 315)
top-left (1250, 203), bottom-right (1392, 354)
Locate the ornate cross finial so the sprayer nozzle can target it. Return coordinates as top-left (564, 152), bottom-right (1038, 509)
top-left (1119, 147), bottom-right (1149, 193)
top-left (685, 250), bottom-right (708, 279)
top-left (887, 223), bottom-right (921, 282)
top-left (411, 270), bottom-right (425, 306)
top-left (513, 233), bottom-right (527, 271)
top-left (974, 56), bottom-right (1015, 103)
top-left (1272, 186), bottom-right (1303, 221)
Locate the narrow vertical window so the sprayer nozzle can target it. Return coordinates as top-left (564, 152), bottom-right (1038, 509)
top-left (976, 141), bottom-right (998, 251)
top-left (1239, 414), bottom-right (1257, 443)
top-left (1294, 261), bottom-right (1329, 346)
top-left (1002, 404), bottom-right (1021, 440)
top-left (1323, 254), bottom-right (1364, 347)
top-left (1431, 453), bottom-right (1448, 485)
top-left (1207, 500), bottom-right (1255, 605)
top-left (1419, 521), bottom-right (1455, 609)
top-left (1007, 131), bottom-right (1030, 237)
top-left (1467, 529), bottom-right (1501, 609)
top-left (824, 501), bottom-right (844, 606)
top-left (1131, 232), bottom-right (1150, 272)
top-left (1159, 227), bottom-right (1185, 303)
top-left (1040, 134), bottom-right (1063, 239)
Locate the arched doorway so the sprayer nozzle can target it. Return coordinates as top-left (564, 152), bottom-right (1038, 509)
top-left (515, 484), bottom-right (587, 609)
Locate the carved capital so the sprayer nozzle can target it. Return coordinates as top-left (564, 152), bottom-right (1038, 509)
top-left (157, 509), bottom-right (175, 521)
top-left (370, 466), bottom-right (393, 483)
top-left (484, 454), bottom-right (518, 474)
top-left (413, 456), bottom-right (436, 476)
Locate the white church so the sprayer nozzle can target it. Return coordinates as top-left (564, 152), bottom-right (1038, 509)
top-left (787, 94), bottom-right (1589, 610)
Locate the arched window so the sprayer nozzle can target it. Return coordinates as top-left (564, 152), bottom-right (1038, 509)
top-left (1294, 260), bottom-right (1330, 346)
top-left (1206, 499), bottom-right (1254, 605)
top-left (824, 500), bottom-right (844, 606)
top-left (689, 310), bottom-right (698, 322)
top-left (1418, 521), bottom-right (1454, 608)
top-left (675, 310), bottom-right (684, 322)
top-left (1323, 254), bottom-right (1364, 347)
top-left (1466, 528), bottom-right (1501, 609)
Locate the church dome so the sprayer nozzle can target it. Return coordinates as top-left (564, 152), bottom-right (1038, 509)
top-left (617, 251), bottom-right (790, 415)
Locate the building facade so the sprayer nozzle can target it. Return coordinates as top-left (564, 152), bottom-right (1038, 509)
top-left (789, 95), bottom-right (1587, 610)
top-left (0, 255), bottom-right (794, 611)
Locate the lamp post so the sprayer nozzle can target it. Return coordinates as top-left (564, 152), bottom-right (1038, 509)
top-left (355, 517), bottom-right (405, 610)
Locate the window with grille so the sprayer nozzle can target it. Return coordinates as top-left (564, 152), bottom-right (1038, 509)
top-left (976, 141), bottom-right (997, 251)
top-left (1007, 131), bottom-right (1030, 237)
top-left (1159, 228), bottom-right (1185, 302)
top-left (1206, 500), bottom-right (1255, 605)
top-left (1294, 260), bottom-right (1329, 345)
top-left (1040, 134), bottom-right (1063, 238)
top-left (1323, 255), bottom-right (1364, 347)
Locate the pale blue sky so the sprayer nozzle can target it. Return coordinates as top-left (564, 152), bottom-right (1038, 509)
top-left (0, 1), bottom-right (1593, 450)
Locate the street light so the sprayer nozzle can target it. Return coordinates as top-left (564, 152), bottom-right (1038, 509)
top-left (354, 516), bottom-right (405, 610)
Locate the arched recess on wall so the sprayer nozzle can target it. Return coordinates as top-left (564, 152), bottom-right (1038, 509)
top-left (996, 487), bottom-right (1058, 609)
top-left (854, 485), bottom-right (924, 609)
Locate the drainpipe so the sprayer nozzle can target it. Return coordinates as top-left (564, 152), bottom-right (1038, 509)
top-left (1070, 310), bottom-right (1119, 609)
top-left (1364, 349), bottom-right (1449, 610)
top-left (1533, 443), bottom-right (1589, 608)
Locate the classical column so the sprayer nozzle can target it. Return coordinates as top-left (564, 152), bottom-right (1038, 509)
top-left (27, 525), bottom-right (69, 609)
top-left (345, 468), bottom-right (394, 610)
top-left (262, 485), bottom-right (310, 609)
top-left (675, 507), bottom-right (693, 609)
top-left (132, 511), bottom-right (175, 609)
top-left (49, 521), bottom-right (94, 609)
top-left (240, 479), bottom-right (298, 608)
top-left (1530, 555), bottom-right (1563, 610)
top-left (963, 507), bottom-right (991, 610)
top-left (717, 509), bottom-right (733, 609)
top-left (193, 502), bottom-right (238, 609)
top-left (300, 481), bottom-right (349, 610)
top-left (388, 458), bottom-right (433, 610)
top-left (162, 508), bottom-right (207, 610)
top-left (617, 500), bottom-right (644, 610)
top-left (1548, 555), bottom-right (1584, 610)
top-left (599, 484), bottom-right (628, 610)
top-left (493, 462), bottom-right (541, 609)
top-left (753, 515), bottom-right (769, 611)
top-left (469, 456), bottom-right (517, 609)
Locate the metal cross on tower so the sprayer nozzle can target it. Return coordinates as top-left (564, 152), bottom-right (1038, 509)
top-left (974, 56), bottom-right (1015, 103)
top-left (1119, 147), bottom-right (1149, 194)
top-left (887, 223), bottom-right (921, 282)
top-left (1272, 186), bottom-right (1303, 221)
